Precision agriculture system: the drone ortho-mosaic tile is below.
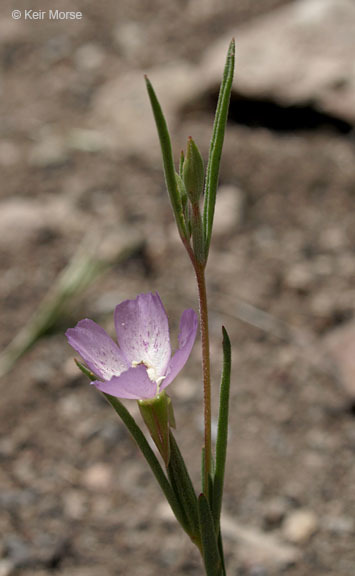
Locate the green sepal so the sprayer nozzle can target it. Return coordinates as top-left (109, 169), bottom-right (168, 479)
top-left (75, 358), bottom-right (96, 381)
top-left (212, 326), bottom-right (231, 533)
top-left (104, 394), bottom-right (193, 537)
top-left (138, 391), bottom-right (175, 466)
top-left (203, 39), bottom-right (235, 260)
top-left (167, 431), bottom-right (201, 545)
top-left (183, 137), bottom-right (204, 204)
top-left (167, 394), bottom-right (176, 429)
top-left (191, 202), bottom-right (205, 265)
top-left (145, 76), bottom-right (187, 240)
top-left (198, 494), bottom-right (223, 576)
top-left (175, 171), bottom-right (189, 223)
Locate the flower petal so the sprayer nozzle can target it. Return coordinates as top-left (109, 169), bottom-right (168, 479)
top-left (92, 364), bottom-right (157, 399)
top-left (66, 319), bottom-right (128, 380)
top-left (114, 292), bottom-right (171, 380)
top-left (161, 309), bottom-right (198, 389)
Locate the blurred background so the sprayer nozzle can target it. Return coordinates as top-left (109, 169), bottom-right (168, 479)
top-left (1, 0), bottom-right (355, 574)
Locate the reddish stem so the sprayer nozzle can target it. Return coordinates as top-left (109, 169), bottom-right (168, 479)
top-left (194, 262), bottom-right (211, 496)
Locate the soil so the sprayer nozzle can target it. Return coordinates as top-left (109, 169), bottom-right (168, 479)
top-left (1, 1), bottom-right (355, 575)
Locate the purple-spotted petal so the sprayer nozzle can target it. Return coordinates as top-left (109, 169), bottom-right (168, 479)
top-left (114, 292), bottom-right (171, 380)
top-left (66, 319), bottom-right (128, 380)
top-left (92, 364), bottom-right (157, 399)
top-left (161, 308), bottom-right (198, 389)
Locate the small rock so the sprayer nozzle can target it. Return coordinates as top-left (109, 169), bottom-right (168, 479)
top-left (44, 35), bottom-right (72, 64)
top-left (323, 320), bottom-right (355, 400)
top-left (249, 567), bottom-right (267, 576)
top-left (99, 421), bottom-right (127, 447)
top-left (33, 534), bottom-right (69, 568)
top-left (320, 226), bottom-right (347, 251)
top-left (284, 263), bottom-right (314, 293)
top-left (113, 22), bottom-right (145, 60)
top-left (263, 497), bottom-right (288, 528)
top-left (0, 19), bottom-right (26, 45)
top-left (63, 490), bottom-right (87, 520)
top-left (0, 489), bottom-right (36, 511)
top-left (0, 438), bottom-right (17, 458)
top-left (0, 560), bottom-right (15, 576)
top-left (92, 62), bottom-right (198, 158)
top-left (31, 361), bottom-right (56, 386)
top-left (57, 393), bottom-right (83, 419)
top-left (0, 197), bottom-right (89, 251)
top-left (90, 0), bottom-right (355, 161)
top-left (310, 292), bottom-right (336, 318)
top-left (282, 509), bottom-right (318, 544)
top-left (156, 501), bottom-right (175, 523)
top-left (0, 199), bottom-right (45, 249)
top-left (5, 536), bottom-right (32, 567)
top-left (203, 0), bottom-right (355, 125)
top-left (213, 185), bottom-right (245, 237)
top-left (118, 461), bottom-right (147, 496)
top-left (82, 463), bottom-right (113, 491)
top-left (323, 515), bottom-right (354, 534)
top-left (222, 513), bottom-right (299, 570)
top-left (28, 134), bottom-right (68, 168)
top-left (0, 142), bottom-right (20, 166)
top-left (66, 129), bottom-right (108, 153)
top-left (74, 43), bottom-right (105, 72)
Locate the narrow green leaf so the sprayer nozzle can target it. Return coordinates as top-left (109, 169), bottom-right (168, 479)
top-left (201, 446), bottom-right (215, 505)
top-left (145, 76), bottom-right (187, 239)
top-left (217, 529), bottom-right (226, 576)
top-left (104, 394), bottom-right (191, 535)
top-left (179, 149), bottom-right (185, 178)
top-left (167, 431), bottom-right (200, 542)
top-left (75, 363), bottom-right (192, 537)
top-left (198, 494), bottom-right (223, 576)
top-left (203, 39), bottom-right (235, 258)
top-left (212, 326), bottom-right (232, 532)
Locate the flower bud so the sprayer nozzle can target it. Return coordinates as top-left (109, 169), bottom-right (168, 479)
top-left (183, 137), bottom-right (204, 204)
top-left (175, 172), bottom-right (191, 237)
top-left (138, 391), bottom-right (176, 466)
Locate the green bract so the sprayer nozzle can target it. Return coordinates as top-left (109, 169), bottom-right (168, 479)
top-left (138, 391), bottom-right (176, 467)
top-left (183, 137), bottom-right (205, 204)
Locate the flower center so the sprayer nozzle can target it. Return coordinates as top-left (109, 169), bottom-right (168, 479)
top-left (132, 360), bottom-right (166, 389)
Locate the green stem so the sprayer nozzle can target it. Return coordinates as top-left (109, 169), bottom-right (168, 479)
top-left (194, 263), bottom-right (212, 497)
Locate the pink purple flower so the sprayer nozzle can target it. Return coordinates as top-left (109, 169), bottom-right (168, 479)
top-left (66, 292), bottom-right (198, 400)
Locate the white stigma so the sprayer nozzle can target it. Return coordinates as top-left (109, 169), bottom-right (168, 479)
top-left (132, 360), bottom-right (166, 387)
